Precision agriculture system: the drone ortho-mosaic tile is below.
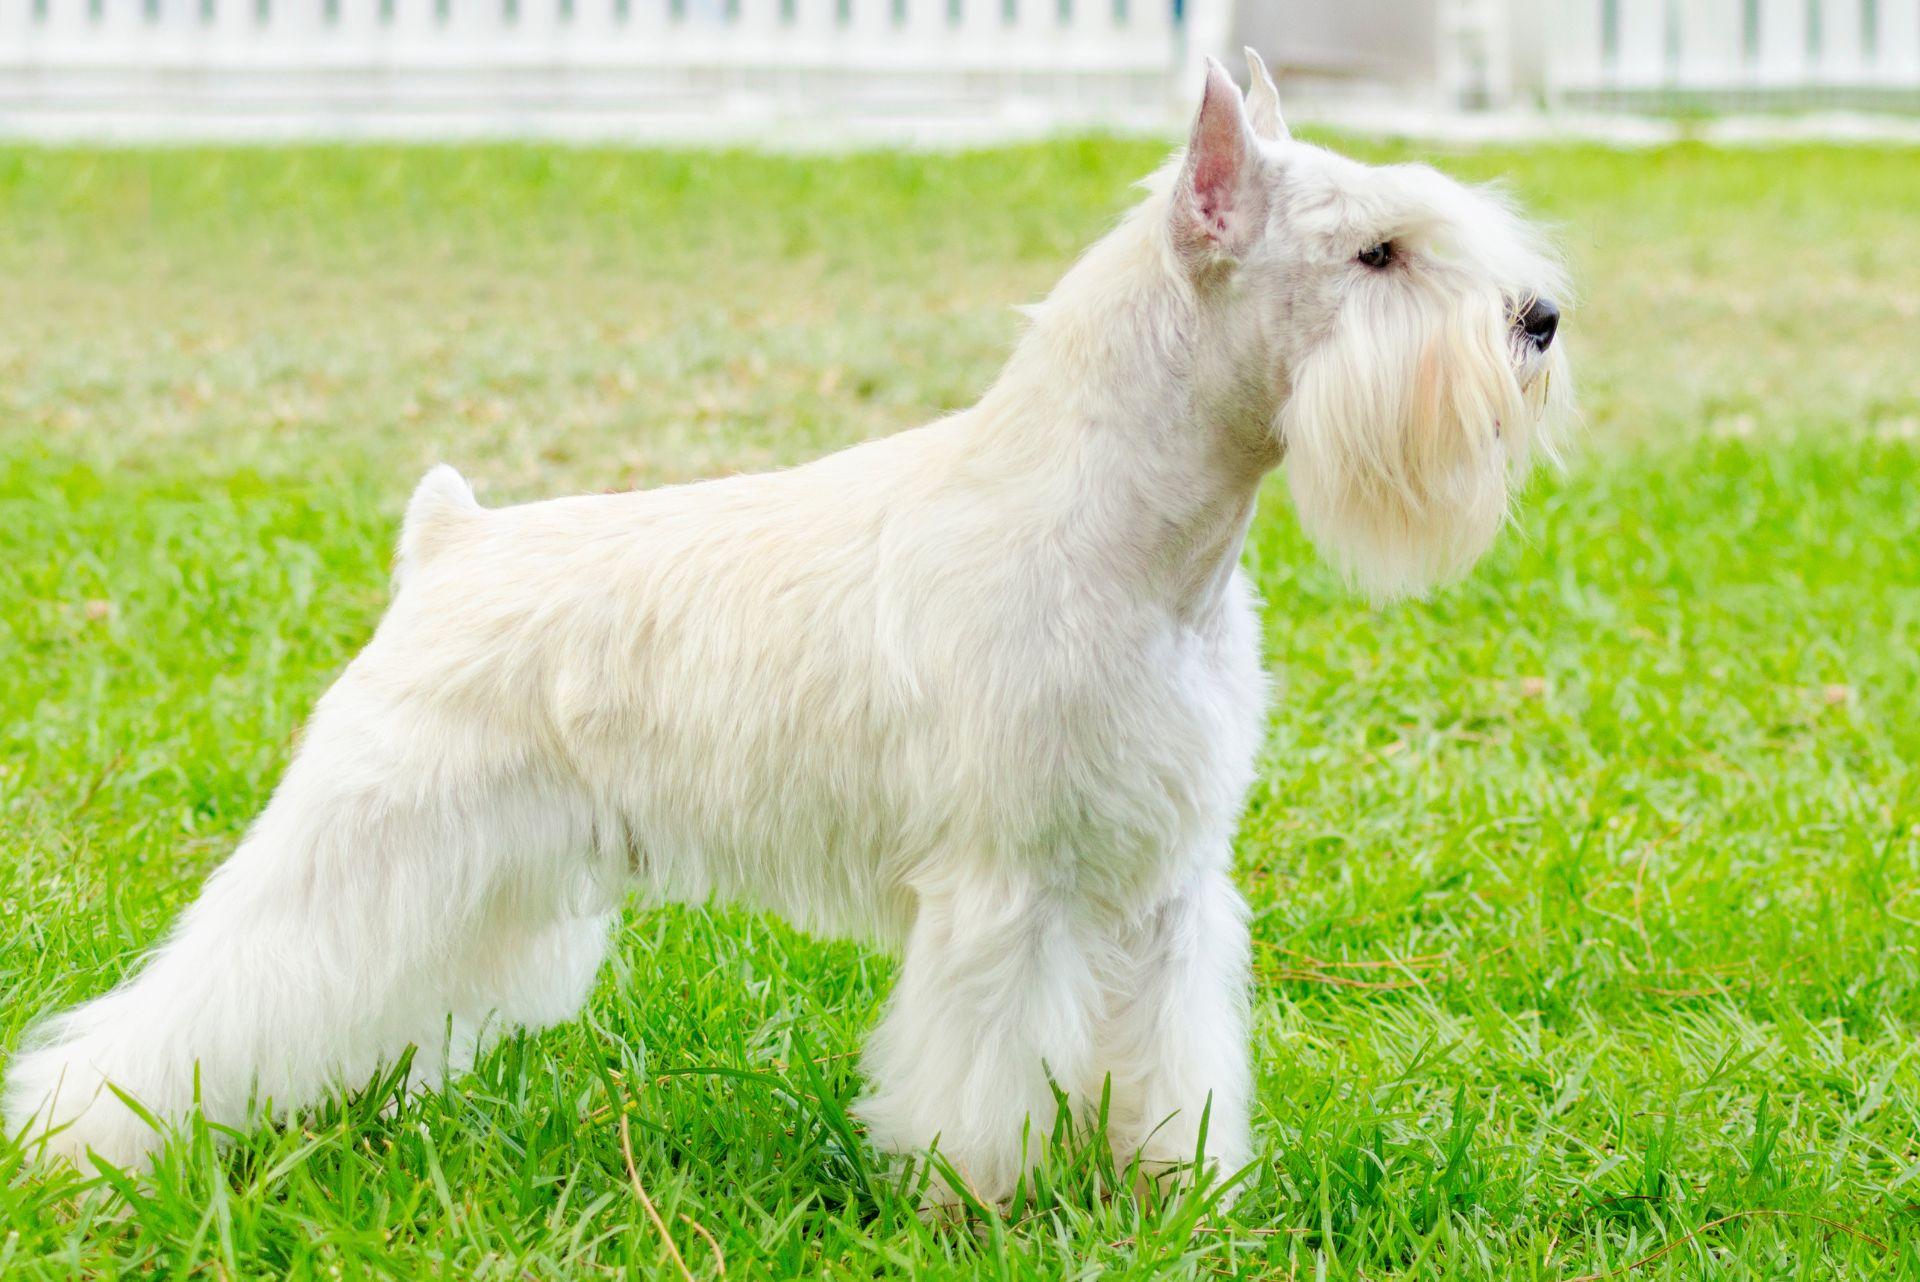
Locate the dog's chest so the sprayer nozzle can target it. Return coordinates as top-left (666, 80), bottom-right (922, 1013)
top-left (893, 574), bottom-right (1269, 895)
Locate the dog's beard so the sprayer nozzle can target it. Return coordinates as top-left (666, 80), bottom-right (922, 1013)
top-left (1281, 285), bottom-right (1556, 603)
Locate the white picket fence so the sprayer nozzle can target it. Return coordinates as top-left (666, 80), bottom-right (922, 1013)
top-left (1, 1), bottom-right (1916, 140)
top-left (0, 0), bottom-right (1229, 141)
top-left (1545, 0), bottom-right (1920, 108)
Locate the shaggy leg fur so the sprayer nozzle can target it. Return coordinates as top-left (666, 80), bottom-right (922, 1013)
top-left (1096, 868), bottom-right (1252, 1191)
top-left (4, 676), bottom-right (614, 1170)
top-left (854, 868), bottom-right (1103, 1204)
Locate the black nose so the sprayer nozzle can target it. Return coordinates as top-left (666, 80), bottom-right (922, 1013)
top-left (1519, 296), bottom-right (1560, 349)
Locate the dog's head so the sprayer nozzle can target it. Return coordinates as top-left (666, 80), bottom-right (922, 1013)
top-left (1171, 53), bottom-right (1572, 602)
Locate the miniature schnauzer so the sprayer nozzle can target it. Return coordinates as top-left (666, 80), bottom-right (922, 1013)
top-left (8, 52), bottom-right (1568, 1202)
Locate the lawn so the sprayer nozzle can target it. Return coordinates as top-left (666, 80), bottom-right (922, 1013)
top-left (1, 136), bottom-right (1917, 1279)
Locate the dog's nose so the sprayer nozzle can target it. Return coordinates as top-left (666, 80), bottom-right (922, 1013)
top-left (1519, 296), bottom-right (1560, 349)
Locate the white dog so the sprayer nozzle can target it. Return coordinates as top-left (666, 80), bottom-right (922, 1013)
top-left (6, 54), bottom-right (1568, 1202)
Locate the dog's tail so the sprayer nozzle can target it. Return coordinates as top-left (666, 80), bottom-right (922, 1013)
top-left (394, 464), bottom-right (483, 587)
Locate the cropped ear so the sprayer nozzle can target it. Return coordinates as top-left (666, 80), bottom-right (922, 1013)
top-left (1173, 58), bottom-right (1268, 265)
top-left (1243, 46), bottom-right (1289, 141)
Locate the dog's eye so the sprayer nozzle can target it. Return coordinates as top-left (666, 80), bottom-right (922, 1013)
top-left (1357, 242), bottom-right (1393, 269)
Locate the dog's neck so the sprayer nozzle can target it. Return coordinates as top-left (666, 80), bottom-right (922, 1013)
top-left (966, 186), bottom-right (1281, 625)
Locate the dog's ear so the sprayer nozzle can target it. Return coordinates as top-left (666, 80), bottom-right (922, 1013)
top-left (1243, 47), bottom-right (1288, 142)
top-left (1173, 58), bottom-right (1268, 265)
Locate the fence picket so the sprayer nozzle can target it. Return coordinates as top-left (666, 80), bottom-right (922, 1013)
top-left (1548, 0), bottom-right (1918, 103)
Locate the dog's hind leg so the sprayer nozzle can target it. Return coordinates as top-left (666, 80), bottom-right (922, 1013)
top-left (444, 901), bottom-right (617, 1053)
top-left (2, 674), bottom-right (612, 1171)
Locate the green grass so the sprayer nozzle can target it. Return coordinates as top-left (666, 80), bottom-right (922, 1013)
top-left (2, 137), bottom-right (1918, 1278)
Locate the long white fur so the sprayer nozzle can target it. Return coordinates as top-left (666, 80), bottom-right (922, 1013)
top-left (4, 56), bottom-right (1568, 1202)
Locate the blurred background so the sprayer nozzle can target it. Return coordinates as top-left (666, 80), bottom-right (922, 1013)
top-left (3, 0), bottom-right (1918, 144)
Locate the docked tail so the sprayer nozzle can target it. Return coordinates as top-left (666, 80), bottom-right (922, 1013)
top-left (394, 464), bottom-right (482, 588)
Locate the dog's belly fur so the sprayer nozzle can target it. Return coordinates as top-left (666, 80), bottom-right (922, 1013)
top-left (362, 421), bottom-right (1268, 947)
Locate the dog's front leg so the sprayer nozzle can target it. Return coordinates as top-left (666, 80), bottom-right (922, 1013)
top-left (1094, 864), bottom-right (1252, 1197)
top-left (854, 867), bottom-right (1099, 1206)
